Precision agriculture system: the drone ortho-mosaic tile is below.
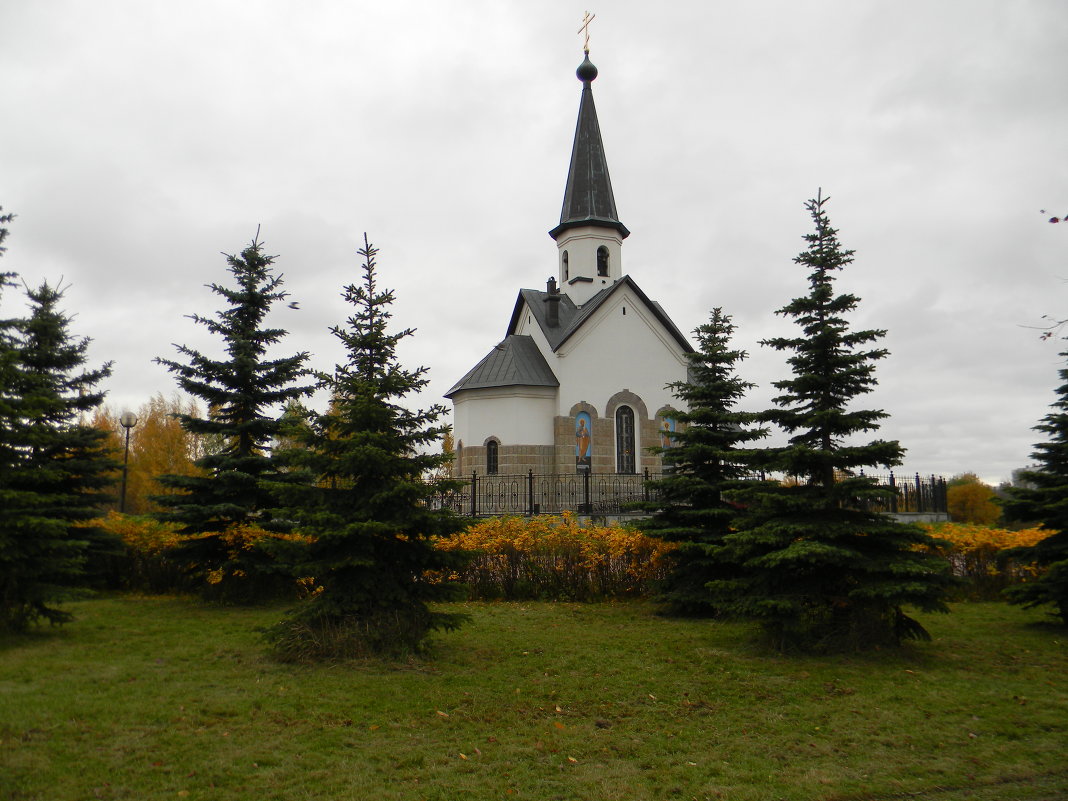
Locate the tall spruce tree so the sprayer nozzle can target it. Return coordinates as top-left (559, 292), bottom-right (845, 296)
top-left (1001, 352), bottom-right (1068, 624)
top-left (0, 209), bottom-right (31, 629)
top-left (154, 234), bottom-right (312, 601)
top-left (268, 235), bottom-right (467, 661)
top-left (0, 208), bottom-right (15, 398)
top-left (709, 192), bottom-right (953, 651)
top-left (640, 308), bottom-right (768, 616)
top-left (0, 279), bottom-right (118, 631)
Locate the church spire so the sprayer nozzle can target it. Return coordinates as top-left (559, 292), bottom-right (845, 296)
top-left (549, 51), bottom-right (630, 241)
top-left (550, 44), bottom-right (629, 306)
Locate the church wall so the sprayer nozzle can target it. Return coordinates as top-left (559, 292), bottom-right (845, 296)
top-left (544, 287), bottom-right (688, 475)
top-left (450, 285), bottom-right (690, 478)
top-left (548, 412), bottom-right (667, 474)
top-left (552, 285), bottom-right (688, 422)
top-left (457, 443), bottom-right (556, 477)
top-left (452, 387), bottom-right (557, 446)
top-left (513, 302), bottom-right (552, 351)
top-left (451, 386), bottom-right (558, 477)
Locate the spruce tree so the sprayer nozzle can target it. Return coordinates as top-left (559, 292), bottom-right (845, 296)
top-left (0, 279), bottom-right (118, 631)
top-left (1001, 352), bottom-right (1068, 624)
top-left (709, 192), bottom-right (953, 651)
top-left (154, 234), bottom-right (312, 601)
top-left (640, 308), bottom-right (767, 616)
top-left (268, 235), bottom-right (467, 661)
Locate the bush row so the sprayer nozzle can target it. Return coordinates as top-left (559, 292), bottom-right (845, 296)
top-left (86, 514), bottom-right (1053, 603)
top-left (921, 522), bottom-right (1051, 600)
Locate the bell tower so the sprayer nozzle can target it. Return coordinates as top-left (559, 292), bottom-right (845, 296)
top-left (549, 49), bottom-right (629, 306)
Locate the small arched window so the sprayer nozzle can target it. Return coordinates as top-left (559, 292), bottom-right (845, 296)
top-left (486, 440), bottom-right (499, 475)
top-left (615, 406), bottom-right (635, 474)
top-left (562, 250), bottom-right (569, 281)
top-left (597, 246), bottom-right (610, 277)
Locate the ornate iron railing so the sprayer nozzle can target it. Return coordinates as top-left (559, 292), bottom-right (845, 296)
top-left (424, 470), bottom-right (948, 518)
top-left (854, 471), bottom-right (949, 515)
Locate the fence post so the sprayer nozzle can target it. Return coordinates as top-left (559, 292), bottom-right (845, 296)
top-left (582, 470), bottom-right (591, 514)
top-left (935, 475), bottom-right (946, 514)
top-left (470, 471), bottom-right (478, 517)
top-left (915, 473), bottom-right (923, 513)
top-left (527, 470), bottom-right (534, 516)
top-left (643, 467), bottom-right (650, 503)
top-left (889, 471), bottom-right (898, 514)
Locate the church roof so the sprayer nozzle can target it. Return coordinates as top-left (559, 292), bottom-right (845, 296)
top-left (444, 334), bottom-right (559, 398)
top-left (548, 53), bottom-right (630, 241)
top-left (508, 275), bottom-right (694, 354)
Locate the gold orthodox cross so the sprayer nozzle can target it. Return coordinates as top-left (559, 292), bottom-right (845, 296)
top-left (578, 11), bottom-right (596, 52)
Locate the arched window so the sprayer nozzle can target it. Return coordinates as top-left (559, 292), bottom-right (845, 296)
top-left (615, 406), bottom-right (635, 474)
top-left (562, 250), bottom-right (569, 281)
top-left (486, 440), bottom-right (499, 475)
top-left (597, 246), bottom-right (610, 277)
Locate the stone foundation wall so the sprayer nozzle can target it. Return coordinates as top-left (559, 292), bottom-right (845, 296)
top-left (453, 444), bottom-right (555, 477)
top-left (552, 408), bottom-right (665, 475)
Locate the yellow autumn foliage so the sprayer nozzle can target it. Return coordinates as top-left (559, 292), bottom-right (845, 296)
top-left (187, 524), bottom-right (314, 590)
top-left (946, 479), bottom-right (1002, 525)
top-left (87, 514), bottom-right (316, 599)
top-left (433, 513), bottom-right (675, 600)
top-left (922, 522), bottom-right (1053, 599)
top-left (93, 394), bottom-right (209, 515)
top-left (84, 512), bottom-right (187, 592)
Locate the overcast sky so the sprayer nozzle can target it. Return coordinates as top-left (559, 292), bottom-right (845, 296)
top-left (2, 1), bottom-right (1067, 485)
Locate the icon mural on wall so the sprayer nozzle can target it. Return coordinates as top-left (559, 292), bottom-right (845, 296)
top-left (575, 412), bottom-right (592, 470)
top-left (660, 416), bottom-right (676, 449)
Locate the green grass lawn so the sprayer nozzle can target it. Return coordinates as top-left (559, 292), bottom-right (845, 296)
top-left (1, 597), bottom-right (1066, 801)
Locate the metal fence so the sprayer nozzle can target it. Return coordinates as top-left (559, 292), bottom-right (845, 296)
top-left (854, 471), bottom-right (949, 516)
top-left (428, 470), bottom-right (656, 517)
top-left (426, 470), bottom-right (948, 518)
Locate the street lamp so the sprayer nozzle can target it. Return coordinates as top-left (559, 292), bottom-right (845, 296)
top-left (119, 411), bottom-right (138, 514)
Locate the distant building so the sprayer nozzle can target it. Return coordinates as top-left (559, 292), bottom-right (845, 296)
top-left (446, 50), bottom-right (693, 477)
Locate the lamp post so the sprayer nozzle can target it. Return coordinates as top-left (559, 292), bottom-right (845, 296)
top-left (119, 411), bottom-right (138, 514)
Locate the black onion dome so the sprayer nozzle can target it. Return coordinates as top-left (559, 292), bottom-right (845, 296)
top-left (576, 53), bottom-right (598, 83)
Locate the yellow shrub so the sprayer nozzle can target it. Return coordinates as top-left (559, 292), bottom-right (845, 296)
top-left (84, 512), bottom-right (187, 592)
top-left (434, 513), bottom-right (675, 600)
top-left (86, 514), bottom-right (316, 600)
top-left (922, 522), bottom-right (1053, 599)
top-left (176, 524), bottom-right (316, 603)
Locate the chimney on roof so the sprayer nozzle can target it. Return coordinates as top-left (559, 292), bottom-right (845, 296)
top-left (544, 277), bottom-right (561, 327)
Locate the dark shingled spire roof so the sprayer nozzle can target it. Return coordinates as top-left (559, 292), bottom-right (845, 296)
top-left (549, 52), bottom-right (630, 241)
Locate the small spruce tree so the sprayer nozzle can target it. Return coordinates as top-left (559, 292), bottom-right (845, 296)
top-left (0, 278), bottom-right (118, 631)
top-left (1001, 352), bottom-right (1068, 624)
top-left (709, 192), bottom-right (953, 651)
top-left (268, 235), bottom-right (467, 661)
top-left (154, 234), bottom-right (312, 602)
top-left (640, 308), bottom-right (767, 616)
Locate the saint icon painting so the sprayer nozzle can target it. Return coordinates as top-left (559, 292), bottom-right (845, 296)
top-left (575, 412), bottom-right (592, 470)
top-left (660, 417), bottom-right (676, 449)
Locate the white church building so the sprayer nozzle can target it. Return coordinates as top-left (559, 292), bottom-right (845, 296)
top-left (446, 50), bottom-right (694, 478)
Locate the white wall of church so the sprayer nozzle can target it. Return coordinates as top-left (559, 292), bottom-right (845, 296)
top-left (452, 386), bottom-right (557, 447)
top-left (552, 285), bottom-right (689, 419)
